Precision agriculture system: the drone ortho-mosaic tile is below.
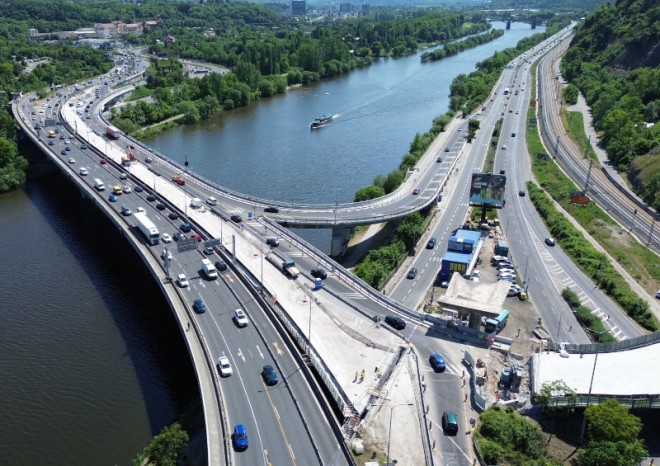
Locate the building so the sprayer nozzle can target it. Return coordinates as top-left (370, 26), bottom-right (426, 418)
top-left (291, 0), bottom-right (306, 16)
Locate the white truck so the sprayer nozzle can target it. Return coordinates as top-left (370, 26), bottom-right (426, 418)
top-left (201, 258), bottom-right (218, 279)
top-left (134, 212), bottom-right (160, 245)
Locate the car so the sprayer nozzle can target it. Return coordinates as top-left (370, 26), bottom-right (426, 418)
top-left (511, 132), bottom-right (516, 137)
top-left (79, 167), bottom-right (88, 176)
top-left (491, 255), bottom-right (509, 263)
top-left (515, 110), bottom-right (519, 115)
top-left (134, 185), bottom-right (144, 192)
top-left (136, 206), bottom-right (145, 213)
top-left (429, 353), bottom-right (446, 372)
top-left (426, 237), bottom-right (437, 249)
top-left (174, 232), bottom-right (186, 242)
top-left (122, 185), bottom-right (132, 194)
top-left (203, 246), bottom-right (214, 255)
top-left (121, 205), bottom-right (132, 216)
top-left (180, 222), bottom-right (192, 233)
top-left (264, 206), bottom-right (279, 213)
top-left (215, 260), bottom-right (228, 272)
top-left (60, 149), bottom-right (67, 155)
top-left (407, 268), bottom-right (417, 279)
top-left (496, 263), bottom-right (514, 271)
top-left (168, 212), bottom-right (179, 220)
top-left (262, 365), bottom-right (278, 386)
top-left (498, 276), bottom-right (517, 283)
top-left (206, 197), bottom-right (218, 206)
top-left (108, 193), bottom-right (117, 202)
top-left (171, 174), bottom-right (185, 186)
top-left (119, 173), bottom-right (128, 180)
top-left (508, 109), bottom-right (513, 113)
top-left (311, 268), bottom-right (327, 280)
top-left (507, 286), bottom-right (521, 297)
top-left (412, 187), bottom-right (420, 195)
top-left (385, 315), bottom-right (406, 330)
top-left (81, 144), bottom-right (87, 149)
top-left (545, 237), bottom-right (556, 246)
top-left (177, 273), bottom-right (189, 288)
top-left (161, 233), bottom-right (172, 243)
top-left (145, 157), bottom-right (153, 163)
top-left (499, 169), bottom-right (506, 174)
top-left (498, 271), bottom-right (516, 278)
top-left (191, 233), bottom-right (202, 242)
top-left (146, 194), bottom-right (156, 202)
top-left (234, 308), bottom-right (249, 327)
top-left (444, 147), bottom-right (450, 152)
top-left (64, 139), bottom-right (70, 144)
top-left (501, 145), bottom-right (507, 150)
top-left (156, 203), bottom-right (166, 210)
top-left (518, 190), bottom-right (525, 196)
top-left (442, 411), bottom-right (459, 435)
top-left (193, 298), bottom-right (208, 314)
top-left (65, 146), bottom-right (71, 152)
top-left (232, 424), bottom-right (249, 451)
top-left (440, 281), bottom-right (449, 288)
top-left (218, 356), bottom-right (233, 376)
top-left (436, 156), bottom-right (443, 163)
top-left (497, 266), bottom-right (516, 273)
top-left (230, 214), bottom-right (242, 223)
top-left (100, 159), bottom-right (107, 165)
top-left (48, 140), bottom-right (54, 146)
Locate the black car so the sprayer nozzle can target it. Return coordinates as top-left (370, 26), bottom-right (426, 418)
top-left (230, 214), bottom-right (242, 223)
top-left (215, 259), bottom-right (228, 271)
top-left (192, 298), bottom-right (207, 314)
top-left (385, 315), bottom-right (406, 330)
top-left (426, 237), bottom-right (437, 249)
top-left (156, 203), bottom-right (166, 210)
top-left (174, 232), bottom-right (186, 241)
top-left (311, 268), bottom-right (327, 280)
top-left (444, 147), bottom-right (450, 152)
top-left (407, 268), bottom-right (417, 279)
top-left (168, 212), bottom-right (179, 220)
top-left (146, 194), bottom-right (156, 202)
top-left (134, 185), bottom-right (144, 193)
top-left (264, 206), bottom-right (279, 213)
top-left (262, 365), bottom-right (278, 386)
top-left (81, 144), bottom-right (87, 149)
top-left (436, 156), bottom-right (443, 163)
top-left (518, 190), bottom-right (525, 197)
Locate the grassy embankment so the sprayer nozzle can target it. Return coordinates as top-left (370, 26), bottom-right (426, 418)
top-left (524, 60), bottom-right (658, 332)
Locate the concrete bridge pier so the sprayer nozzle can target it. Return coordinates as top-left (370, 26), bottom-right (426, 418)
top-left (330, 226), bottom-right (353, 258)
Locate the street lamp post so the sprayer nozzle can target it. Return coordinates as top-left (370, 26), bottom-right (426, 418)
top-left (387, 403), bottom-right (413, 466)
top-left (184, 153), bottom-right (189, 218)
top-left (578, 328), bottom-right (607, 445)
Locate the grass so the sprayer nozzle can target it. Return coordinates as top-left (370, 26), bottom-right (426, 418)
top-left (563, 111), bottom-right (598, 162)
top-left (524, 59), bottom-right (658, 331)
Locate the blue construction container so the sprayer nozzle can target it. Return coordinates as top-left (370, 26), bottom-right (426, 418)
top-left (439, 251), bottom-right (472, 280)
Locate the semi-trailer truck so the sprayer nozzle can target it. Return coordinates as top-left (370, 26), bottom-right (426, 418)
top-left (134, 212), bottom-right (160, 245)
top-left (266, 255), bottom-right (299, 278)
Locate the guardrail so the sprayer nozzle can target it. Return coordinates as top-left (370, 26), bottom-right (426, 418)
top-left (543, 330), bottom-right (660, 354)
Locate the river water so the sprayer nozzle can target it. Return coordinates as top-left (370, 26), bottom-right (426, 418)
top-left (0, 21), bottom-right (542, 464)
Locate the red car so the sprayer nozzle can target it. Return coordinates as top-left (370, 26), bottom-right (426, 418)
top-left (100, 159), bottom-right (107, 164)
top-left (172, 175), bottom-right (185, 186)
top-left (412, 187), bottom-right (420, 195)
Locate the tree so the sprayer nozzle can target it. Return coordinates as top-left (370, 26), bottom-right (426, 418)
top-left (534, 379), bottom-right (576, 411)
top-left (133, 422), bottom-right (189, 466)
top-left (584, 399), bottom-right (642, 443)
top-left (578, 440), bottom-right (647, 466)
top-left (354, 185), bottom-right (385, 202)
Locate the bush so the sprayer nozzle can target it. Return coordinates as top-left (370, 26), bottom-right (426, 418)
top-left (477, 407), bottom-right (547, 462)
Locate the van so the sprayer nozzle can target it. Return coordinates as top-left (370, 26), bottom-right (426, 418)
top-left (93, 178), bottom-right (105, 191)
top-left (201, 258), bottom-right (218, 279)
top-left (442, 411), bottom-right (459, 435)
top-left (190, 197), bottom-right (203, 209)
top-left (112, 185), bottom-right (123, 195)
top-left (206, 197), bottom-right (217, 206)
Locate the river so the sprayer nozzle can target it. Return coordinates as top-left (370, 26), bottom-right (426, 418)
top-left (0, 21), bottom-right (543, 464)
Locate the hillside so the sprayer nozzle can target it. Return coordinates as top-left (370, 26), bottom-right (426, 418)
top-left (560, 0), bottom-right (660, 210)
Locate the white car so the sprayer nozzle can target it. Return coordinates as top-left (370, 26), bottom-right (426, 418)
top-left (136, 206), bottom-right (145, 213)
top-left (234, 308), bottom-right (249, 327)
top-left (218, 356), bottom-right (233, 377)
top-left (122, 185), bottom-right (132, 194)
top-left (161, 233), bottom-right (172, 243)
top-left (177, 273), bottom-right (189, 288)
top-left (68, 157), bottom-right (75, 164)
top-left (64, 139), bottom-right (70, 144)
top-left (79, 167), bottom-right (88, 176)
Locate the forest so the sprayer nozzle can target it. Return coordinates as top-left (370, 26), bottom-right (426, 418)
top-left (560, 0), bottom-right (659, 210)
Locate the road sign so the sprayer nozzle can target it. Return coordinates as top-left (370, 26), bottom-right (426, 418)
top-left (177, 238), bottom-right (198, 253)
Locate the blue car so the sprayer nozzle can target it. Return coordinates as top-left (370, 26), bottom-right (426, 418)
top-left (262, 365), bottom-right (278, 386)
top-left (108, 193), bottom-right (117, 202)
top-left (429, 353), bottom-right (446, 372)
top-left (232, 424), bottom-right (249, 450)
top-left (180, 222), bottom-right (192, 232)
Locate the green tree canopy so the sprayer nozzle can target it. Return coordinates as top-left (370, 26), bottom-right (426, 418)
top-left (585, 399), bottom-right (642, 443)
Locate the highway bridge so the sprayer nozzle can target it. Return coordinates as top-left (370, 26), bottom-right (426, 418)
top-left (13, 23), bottom-right (659, 466)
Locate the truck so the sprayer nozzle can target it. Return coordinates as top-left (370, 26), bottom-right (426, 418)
top-left (484, 309), bottom-right (509, 334)
top-left (266, 254), bottom-right (299, 279)
top-left (106, 125), bottom-right (122, 140)
top-left (201, 258), bottom-right (218, 279)
top-left (134, 212), bottom-right (160, 245)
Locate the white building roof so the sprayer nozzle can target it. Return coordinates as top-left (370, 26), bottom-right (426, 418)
top-left (531, 342), bottom-right (660, 396)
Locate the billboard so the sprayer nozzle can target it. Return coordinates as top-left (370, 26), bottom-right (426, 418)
top-left (469, 173), bottom-right (507, 207)
top-left (570, 192), bottom-right (590, 206)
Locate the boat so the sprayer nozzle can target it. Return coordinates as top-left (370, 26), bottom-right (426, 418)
top-left (310, 114), bottom-right (334, 129)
